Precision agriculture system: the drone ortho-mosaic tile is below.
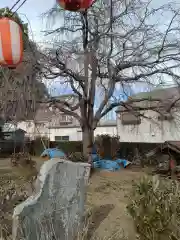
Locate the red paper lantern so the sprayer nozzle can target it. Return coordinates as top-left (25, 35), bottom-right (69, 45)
top-left (57, 0), bottom-right (93, 11)
top-left (0, 17), bottom-right (23, 68)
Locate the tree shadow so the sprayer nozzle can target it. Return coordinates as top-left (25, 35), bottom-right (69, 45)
top-left (87, 204), bottom-right (115, 239)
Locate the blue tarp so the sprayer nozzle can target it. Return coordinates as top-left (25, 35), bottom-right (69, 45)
top-left (41, 148), bottom-right (66, 159)
top-left (91, 145), bottom-right (130, 171)
top-left (93, 158), bottom-right (130, 171)
top-left (92, 153), bottom-right (99, 162)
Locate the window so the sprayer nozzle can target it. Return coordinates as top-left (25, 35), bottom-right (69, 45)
top-left (60, 122), bottom-right (70, 126)
top-left (62, 136), bottom-right (69, 141)
top-left (121, 112), bottom-right (141, 125)
top-left (4, 133), bottom-right (13, 140)
top-left (55, 136), bottom-right (69, 142)
top-left (158, 113), bottom-right (173, 121)
top-left (61, 115), bottom-right (67, 122)
top-left (59, 115), bottom-right (73, 124)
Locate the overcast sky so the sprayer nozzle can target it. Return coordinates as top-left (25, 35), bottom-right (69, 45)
top-left (0, 0), bottom-right (55, 42)
top-left (0, 0), bottom-right (173, 42)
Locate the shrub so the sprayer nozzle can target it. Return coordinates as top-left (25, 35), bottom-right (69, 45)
top-left (127, 176), bottom-right (180, 240)
top-left (68, 152), bottom-right (86, 162)
top-left (95, 135), bottom-right (120, 159)
top-left (54, 141), bottom-right (82, 154)
top-left (31, 139), bottom-right (83, 156)
top-left (31, 136), bottom-right (50, 156)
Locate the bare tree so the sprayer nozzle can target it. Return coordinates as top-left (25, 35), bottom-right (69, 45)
top-left (41, 0), bottom-right (180, 161)
top-left (0, 41), bottom-right (48, 123)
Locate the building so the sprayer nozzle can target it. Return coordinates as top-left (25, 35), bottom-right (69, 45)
top-left (17, 94), bottom-right (117, 141)
top-left (116, 86), bottom-right (180, 143)
top-left (0, 123), bottom-right (27, 153)
top-left (49, 120), bottom-right (117, 141)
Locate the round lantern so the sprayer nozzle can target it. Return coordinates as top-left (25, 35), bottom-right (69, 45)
top-left (57, 0), bottom-right (93, 12)
top-left (0, 17), bottom-right (23, 68)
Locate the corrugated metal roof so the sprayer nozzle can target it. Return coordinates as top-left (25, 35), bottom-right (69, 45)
top-left (2, 123), bottom-right (26, 133)
top-left (2, 123), bottom-right (16, 132)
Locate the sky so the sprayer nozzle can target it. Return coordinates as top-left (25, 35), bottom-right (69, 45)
top-left (0, 0), bottom-right (55, 42)
top-left (0, 0), bottom-right (172, 44)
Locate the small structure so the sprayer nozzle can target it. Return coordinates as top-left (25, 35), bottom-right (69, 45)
top-left (0, 123), bottom-right (27, 153)
top-left (146, 141), bottom-right (180, 179)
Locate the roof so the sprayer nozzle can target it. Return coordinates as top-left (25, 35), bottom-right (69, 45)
top-left (165, 141), bottom-right (180, 154)
top-left (2, 123), bottom-right (26, 133)
top-left (51, 94), bottom-right (78, 100)
top-left (98, 120), bottom-right (116, 126)
top-left (145, 141), bottom-right (180, 156)
top-left (117, 86), bottom-right (180, 112)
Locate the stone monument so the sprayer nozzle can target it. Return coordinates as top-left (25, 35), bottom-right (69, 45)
top-left (12, 159), bottom-right (91, 240)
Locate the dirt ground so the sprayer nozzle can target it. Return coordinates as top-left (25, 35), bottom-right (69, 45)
top-left (86, 169), bottom-right (145, 240)
top-left (0, 158), bottom-right (145, 240)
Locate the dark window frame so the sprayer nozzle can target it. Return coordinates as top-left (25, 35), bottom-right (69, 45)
top-left (158, 113), bottom-right (174, 121)
top-left (59, 114), bottom-right (73, 124)
top-left (121, 112), bottom-right (141, 125)
top-left (55, 136), bottom-right (69, 142)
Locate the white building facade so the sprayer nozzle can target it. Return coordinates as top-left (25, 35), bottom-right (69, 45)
top-left (116, 87), bottom-right (180, 143)
top-left (17, 120), bottom-right (117, 141)
top-left (117, 108), bottom-right (180, 143)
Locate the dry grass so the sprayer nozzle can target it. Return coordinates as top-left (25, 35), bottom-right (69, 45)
top-left (0, 169), bottom-right (32, 239)
top-left (127, 175), bottom-right (180, 240)
top-left (77, 207), bottom-right (129, 240)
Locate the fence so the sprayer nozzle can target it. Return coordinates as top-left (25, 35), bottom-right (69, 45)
top-left (0, 137), bottom-right (160, 160)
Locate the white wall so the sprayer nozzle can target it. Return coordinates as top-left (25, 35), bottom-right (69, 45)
top-left (18, 120), bottom-right (117, 142)
top-left (94, 126), bottom-right (117, 136)
top-left (117, 109), bottom-right (180, 143)
top-left (17, 121), bottom-right (51, 140)
top-left (49, 128), bottom-right (80, 141)
top-left (49, 125), bottom-right (117, 141)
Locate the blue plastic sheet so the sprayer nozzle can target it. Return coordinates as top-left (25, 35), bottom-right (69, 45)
top-left (93, 158), bottom-right (130, 171)
top-left (41, 148), bottom-right (66, 159)
top-left (92, 153), bottom-right (99, 162)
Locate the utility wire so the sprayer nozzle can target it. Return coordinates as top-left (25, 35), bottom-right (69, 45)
top-left (12, 0), bottom-right (28, 15)
top-left (13, 0), bottom-right (27, 14)
top-left (10, 0), bottom-right (28, 16)
top-left (10, 0), bottom-right (22, 11)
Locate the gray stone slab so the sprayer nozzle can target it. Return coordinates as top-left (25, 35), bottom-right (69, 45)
top-left (12, 159), bottom-right (91, 240)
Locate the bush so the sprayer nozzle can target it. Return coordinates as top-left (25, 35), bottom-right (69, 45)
top-left (67, 152), bottom-right (86, 162)
top-left (54, 141), bottom-right (82, 154)
top-left (31, 136), bottom-right (50, 156)
top-left (30, 139), bottom-right (82, 156)
top-left (95, 135), bottom-right (120, 159)
top-left (127, 176), bottom-right (180, 240)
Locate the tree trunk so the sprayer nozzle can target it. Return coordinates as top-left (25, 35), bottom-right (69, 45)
top-left (82, 127), bottom-right (94, 165)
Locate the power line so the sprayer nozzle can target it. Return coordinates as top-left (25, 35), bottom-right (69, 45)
top-left (14, 0), bottom-right (27, 13)
top-left (12, 0), bottom-right (28, 15)
top-left (10, 0), bottom-right (22, 11)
